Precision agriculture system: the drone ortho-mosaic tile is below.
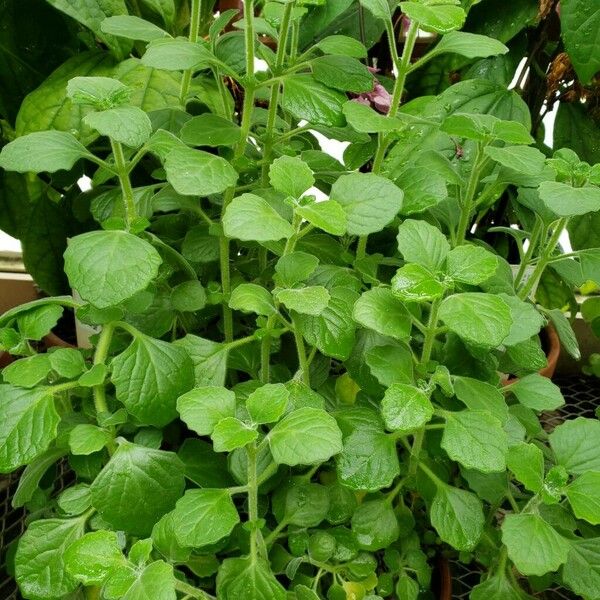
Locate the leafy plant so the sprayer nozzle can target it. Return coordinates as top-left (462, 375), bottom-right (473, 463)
top-left (1, 1), bottom-right (600, 599)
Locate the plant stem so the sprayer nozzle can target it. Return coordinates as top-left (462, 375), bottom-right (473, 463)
top-left (417, 460), bottom-right (445, 488)
top-left (408, 429), bottom-right (425, 477)
top-left (179, 0), bottom-right (202, 106)
top-left (260, 314), bottom-right (277, 383)
top-left (513, 218), bottom-right (543, 286)
top-left (264, 518), bottom-right (289, 547)
top-left (110, 140), bottom-right (136, 229)
top-left (356, 234), bottom-right (368, 259)
top-left (246, 442), bottom-right (265, 562)
top-left (145, 232), bottom-right (197, 279)
top-left (93, 323), bottom-right (116, 454)
top-left (421, 297), bottom-right (441, 366)
top-left (455, 145), bottom-right (483, 246)
top-left (174, 578), bottom-right (213, 600)
top-left (292, 315), bottom-right (310, 386)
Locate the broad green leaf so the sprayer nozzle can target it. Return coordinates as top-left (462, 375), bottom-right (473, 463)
top-left (430, 485), bottom-right (484, 551)
top-left (315, 35), bottom-right (367, 58)
top-left (550, 417), bottom-right (596, 474)
top-left (442, 113), bottom-right (502, 142)
top-left (64, 230), bottom-right (161, 308)
top-left (566, 471), bottom-right (600, 524)
top-left (560, 0), bottom-right (600, 83)
top-left (164, 146), bottom-right (238, 196)
top-left (397, 219), bottom-right (449, 271)
top-left (91, 441), bottom-right (185, 536)
top-left (453, 376), bottom-right (508, 424)
top-left (176, 335), bottom-right (230, 386)
top-left (229, 283), bottom-right (276, 316)
top-left (501, 514), bottom-right (569, 576)
top-left (170, 280), bottom-right (206, 312)
top-left (365, 342), bottom-right (414, 387)
top-left (398, 166), bottom-right (448, 214)
top-left (2, 354), bottom-right (52, 387)
top-left (296, 287), bottom-right (359, 360)
top-left (506, 443), bottom-right (544, 493)
top-left (351, 499), bottom-right (399, 551)
top-left (439, 293), bottom-right (512, 347)
top-left (142, 37), bottom-right (214, 71)
top-left (282, 74), bottom-right (347, 127)
top-left (330, 173), bottom-right (403, 236)
top-left (151, 512), bottom-right (191, 563)
top-left (12, 447), bottom-right (66, 508)
top-left (217, 557), bottom-right (286, 600)
top-left (295, 199), bottom-right (347, 235)
top-left (538, 181), bottom-right (600, 216)
top-left (562, 538), bottom-right (600, 599)
top-left (64, 530), bottom-right (125, 586)
top-left (177, 386), bottom-right (236, 435)
top-left (274, 252), bottom-right (319, 287)
top-left (400, 2), bottom-right (466, 33)
top-left (500, 295), bottom-right (545, 346)
top-left (277, 286), bottom-right (330, 316)
top-left (546, 309), bottom-right (581, 360)
top-left (336, 424), bottom-right (400, 491)
top-left (269, 155), bottom-right (315, 198)
top-left (15, 518), bottom-right (85, 599)
top-left (122, 560), bottom-right (176, 600)
top-left (442, 411), bottom-right (507, 473)
top-left (66, 76), bottom-right (130, 108)
top-left (268, 407), bottom-right (343, 466)
top-left (431, 31), bottom-right (508, 59)
top-left (178, 439), bottom-right (234, 489)
top-left (0, 131), bottom-right (90, 173)
top-left (223, 193), bottom-right (294, 241)
top-left (381, 384), bottom-right (434, 433)
top-left (470, 570), bottom-right (535, 600)
top-left (101, 15), bottom-right (169, 41)
top-left (359, 0), bottom-right (391, 21)
top-left (180, 113), bottom-right (241, 147)
top-left (246, 383), bottom-right (290, 424)
top-left (84, 106), bottom-right (152, 148)
top-left (171, 488), bottom-right (240, 548)
top-left (343, 101), bottom-right (404, 133)
top-left (352, 287), bottom-right (412, 340)
top-left (211, 417), bottom-right (258, 452)
top-left (508, 374), bottom-right (564, 411)
top-left (0, 385), bottom-right (59, 472)
top-left (391, 263), bottom-right (445, 302)
top-left (48, 348), bottom-right (86, 379)
top-left (312, 55), bottom-right (374, 93)
top-left (57, 485), bottom-right (92, 516)
top-left (16, 304), bottom-right (64, 340)
top-left (69, 424), bottom-right (111, 455)
top-left (273, 481), bottom-right (330, 527)
top-left (446, 245), bottom-right (498, 285)
top-left (112, 335), bottom-right (194, 427)
top-left (484, 145), bottom-right (546, 175)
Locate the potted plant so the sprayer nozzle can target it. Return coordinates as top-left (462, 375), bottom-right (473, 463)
top-left (1, 1), bottom-right (600, 599)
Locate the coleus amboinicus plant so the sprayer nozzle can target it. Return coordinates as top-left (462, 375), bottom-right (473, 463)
top-left (1, 0), bottom-right (600, 599)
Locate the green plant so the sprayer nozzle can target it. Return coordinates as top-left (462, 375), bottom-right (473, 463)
top-left (1, 1), bottom-right (600, 600)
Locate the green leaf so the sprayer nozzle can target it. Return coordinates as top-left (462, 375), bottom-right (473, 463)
top-left (211, 417), bottom-right (258, 452)
top-left (176, 335), bottom-right (230, 386)
top-left (546, 309), bottom-right (581, 360)
top-left (312, 55), bottom-right (374, 93)
top-left (296, 287), bottom-right (358, 360)
top-left (538, 181), bottom-right (600, 216)
top-left (12, 448), bottom-right (67, 508)
top-left (470, 569), bottom-right (534, 600)
top-left (121, 560), bottom-right (176, 600)
top-left (269, 155), bottom-right (315, 198)
top-left (223, 193), bottom-right (294, 241)
top-left (508, 374), bottom-right (564, 411)
top-left (180, 113), bottom-right (241, 147)
top-left (170, 280), bottom-right (206, 312)
top-left (560, 0), bottom-right (600, 83)
top-left (282, 74), bottom-right (347, 127)
top-left (57, 484), bottom-right (92, 516)
top-left (277, 286), bottom-right (331, 316)
top-left (501, 514), bottom-right (569, 576)
top-left (247, 383), bottom-right (290, 424)
top-left (48, 348), bottom-right (86, 379)
top-left (90, 441), bottom-right (185, 536)
top-left (164, 146), bottom-right (238, 196)
top-left (295, 199), bottom-right (348, 236)
top-left (15, 518), bottom-right (85, 599)
top-left (439, 293), bottom-right (512, 347)
top-left (484, 145), bottom-right (546, 175)
top-left (0, 385), bottom-right (59, 472)
top-left (65, 530), bottom-right (125, 586)
top-left (343, 101), bottom-right (404, 133)
top-left (352, 287), bottom-right (412, 340)
top-left (453, 376), bottom-right (508, 424)
top-left (398, 165), bottom-right (448, 214)
top-left (2, 354), bottom-right (52, 387)
top-left (268, 407), bottom-right (343, 466)
top-left (101, 15), bottom-right (169, 42)
top-left (151, 512), bottom-right (191, 563)
top-left (0, 131), bottom-right (90, 173)
top-left (430, 485), bottom-right (484, 551)
top-left (431, 31), bottom-right (508, 59)
top-left (351, 499), bottom-right (399, 551)
top-left (506, 443), bottom-right (544, 493)
top-left (177, 386), bottom-right (236, 436)
top-left (64, 230), bottom-right (162, 309)
top-left (562, 538), bottom-right (600, 600)
top-left (566, 471), bottom-right (600, 524)
top-left (171, 488), bottom-right (240, 548)
top-left (178, 439), bottom-right (234, 489)
top-left (112, 335), bottom-right (194, 427)
top-left (330, 173), bottom-right (403, 236)
top-left (274, 252), bottom-right (319, 287)
top-left (391, 263), bottom-right (445, 303)
top-left (316, 35), bottom-right (367, 58)
top-left (397, 219), bottom-right (449, 271)
top-left (359, 0), bottom-right (391, 21)
top-left (66, 76), bottom-right (130, 109)
top-left (500, 295), bottom-right (545, 346)
top-left (400, 1), bottom-right (466, 33)
top-left (381, 384), bottom-right (434, 433)
top-left (273, 481), bottom-right (330, 527)
top-left (442, 411), bottom-right (508, 473)
top-left (550, 417), bottom-right (600, 475)
top-left (229, 283), bottom-right (276, 316)
top-left (69, 424), bottom-right (111, 455)
top-left (217, 557), bottom-right (286, 600)
top-left (142, 37), bottom-right (214, 70)
top-left (84, 106), bottom-right (152, 148)
top-left (446, 245), bottom-right (498, 285)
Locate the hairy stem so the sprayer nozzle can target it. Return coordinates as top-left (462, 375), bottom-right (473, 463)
top-left (93, 323), bottom-right (116, 454)
top-left (179, 0), bottom-right (202, 105)
top-left (110, 140), bottom-right (136, 229)
top-left (455, 145), bottom-right (484, 246)
top-left (292, 315), bottom-right (310, 387)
